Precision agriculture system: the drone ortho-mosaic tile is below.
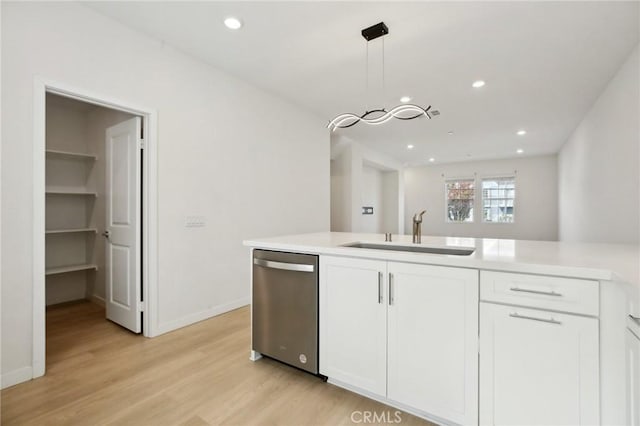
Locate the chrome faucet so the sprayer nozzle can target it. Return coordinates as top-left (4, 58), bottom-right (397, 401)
top-left (412, 210), bottom-right (426, 244)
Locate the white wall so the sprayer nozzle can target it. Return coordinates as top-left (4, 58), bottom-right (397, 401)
top-left (1, 2), bottom-right (329, 387)
top-left (361, 165), bottom-right (383, 233)
top-left (330, 149), bottom-right (352, 232)
top-left (330, 136), bottom-right (405, 234)
top-left (404, 155), bottom-right (558, 240)
top-left (558, 45), bottom-right (639, 244)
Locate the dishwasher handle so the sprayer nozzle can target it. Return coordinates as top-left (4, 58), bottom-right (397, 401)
top-left (253, 258), bottom-right (315, 273)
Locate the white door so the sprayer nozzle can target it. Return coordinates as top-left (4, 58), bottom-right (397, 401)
top-left (479, 302), bottom-right (599, 425)
top-left (387, 262), bottom-right (478, 425)
top-left (319, 256), bottom-right (387, 396)
top-left (105, 117), bottom-right (142, 333)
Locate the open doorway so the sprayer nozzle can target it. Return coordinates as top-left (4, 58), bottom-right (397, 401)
top-left (33, 80), bottom-right (159, 379)
top-left (44, 93), bottom-right (142, 364)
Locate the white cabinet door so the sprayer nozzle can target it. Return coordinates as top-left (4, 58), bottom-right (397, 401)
top-left (628, 326), bottom-right (640, 426)
top-left (319, 256), bottom-right (387, 396)
top-left (387, 262), bottom-right (479, 425)
top-left (480, 303), bottom-right (599, 425)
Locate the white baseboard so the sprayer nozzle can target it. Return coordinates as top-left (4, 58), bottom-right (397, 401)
top-left (1, 366), bottom-right (33, 389)
top-left (327, 378), bottom-right (453, 426)
top-left (155, 297), bottom-right (249, 336)
top-left (89, 294), bottom-right (105, 307)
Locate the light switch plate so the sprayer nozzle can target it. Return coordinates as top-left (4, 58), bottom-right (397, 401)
top-left (185, 216), bottom-right (206, 228)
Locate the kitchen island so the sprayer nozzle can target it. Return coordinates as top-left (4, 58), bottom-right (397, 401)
top-left (244, 232), bottom-right (640, 426)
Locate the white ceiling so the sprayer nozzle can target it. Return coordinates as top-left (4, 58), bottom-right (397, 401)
top-left (85, 1), bottom-right (639, 165)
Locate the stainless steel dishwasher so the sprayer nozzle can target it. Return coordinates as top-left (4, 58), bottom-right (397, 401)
top-left (252, 249), bottom-right (319, 375)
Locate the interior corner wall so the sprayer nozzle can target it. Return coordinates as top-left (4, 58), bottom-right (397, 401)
top-left (558, 45), bottom-right (640, 244)
top-left (330, 147), bottom-right (353, 232)
top-left (404, 155), bottom-right (558, 241)
top-left (1, 2), bottom-right (329, 387)
top-left (330, 139), bottom-right (404, 234)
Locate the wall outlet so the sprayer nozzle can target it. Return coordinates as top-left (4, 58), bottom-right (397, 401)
top-left (185, 216), bottom-right (206, 228)
top-left (362, 206), bottom-right (374, 215)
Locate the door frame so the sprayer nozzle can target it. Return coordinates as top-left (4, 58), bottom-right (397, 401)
top-left (32, 77), bottom-right (159, 378)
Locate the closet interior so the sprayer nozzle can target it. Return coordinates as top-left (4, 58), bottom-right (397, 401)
top-left (45, 94), bottom-right (135, 307)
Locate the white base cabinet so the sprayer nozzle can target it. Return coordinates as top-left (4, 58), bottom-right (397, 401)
top-left (387, 262), bottom-right (478, 425)
top-left (319, 256), bottom-right (387, 396)
top-left (479, 303), bottom-right (599, 425)
top-left (320, 256), bottom-right (479, 425)
top-left (628, 325), bottom-right (640, 426)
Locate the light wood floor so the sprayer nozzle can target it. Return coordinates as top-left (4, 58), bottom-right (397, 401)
top-left (1, 302), bottom-right (432, 426)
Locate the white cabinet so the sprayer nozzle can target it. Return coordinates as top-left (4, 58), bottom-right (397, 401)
top-left (319, 256), bottom-right (387, 395)
top-left (319, 256), bottom-right (479, 425)
top-left (479, 303), bottom-right (599, 425)
top-left (628, 324), bottom-right (640, 426)
top-left (387, 262), bottom-right (478, 425)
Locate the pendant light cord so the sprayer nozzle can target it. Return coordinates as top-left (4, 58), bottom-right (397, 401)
top-left (365, 41), bottom-right (369, 112)
top-left (382, 36), bottom-right (386, 111)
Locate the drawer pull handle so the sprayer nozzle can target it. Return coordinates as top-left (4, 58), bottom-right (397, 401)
top-left (509, 287), bottom-right (562, 297)
top-left (378, 272), bottom-right (383, 304)
top-left (510, 312), bottom-right (561, 325)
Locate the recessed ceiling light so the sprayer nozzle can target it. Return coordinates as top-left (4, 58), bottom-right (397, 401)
top-left (224, 17), bottom-right (243, 30)
top-left (400, 96), bottom-right (412, 103)
top-left (407, 144), bottom-right (414, 149)
top-left (472, 80), bottom-right (486, 88)
top-left (517, 130), bottom-right (527, 136)
top-left (429, 157), bottom-right (435, 162)
top-left (517, 149), bottom-right (524, 154)
top-left (447, 131), bottom-right (454, 135)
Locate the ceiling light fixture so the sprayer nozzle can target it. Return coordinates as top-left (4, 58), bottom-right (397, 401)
top-left (472, 80), bottom-right (486, 88)
top-left (407, 144), bottom-right (414, 149)
top-left (400, 96), bottom-right (412, 103)
top-left (328, 22), bottom-right (438, 131)
top-left (448, 131), bottom-right (454, 135)
top-left (224, 17), bottom-right (243, 30)
top-left (517, 130), bottom-right (527, 136)
top-left (429, 157), bottom-right (435, 162)
top-left (517, 149), bottom-right (524, 154)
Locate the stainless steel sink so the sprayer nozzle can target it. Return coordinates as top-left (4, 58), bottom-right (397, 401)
top-left (342, 242), bottom-right (475, 256)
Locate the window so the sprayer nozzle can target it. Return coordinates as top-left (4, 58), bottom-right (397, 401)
top-left (446, 179), bottom-right (475, 222)
top-left (482, 177), bottom-right (515, 223)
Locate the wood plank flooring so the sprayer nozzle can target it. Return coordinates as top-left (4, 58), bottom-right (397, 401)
top-left (1, 302), bottom-right (432, 426)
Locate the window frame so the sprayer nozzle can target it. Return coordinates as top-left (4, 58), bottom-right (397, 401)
top-left (444, 177), bottom-right (476, 224)
top-left (480, 175), bottom-right (517, 224)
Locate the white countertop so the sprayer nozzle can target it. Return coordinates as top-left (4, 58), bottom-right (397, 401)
top-left (244, 232), bottom-right (640, 288)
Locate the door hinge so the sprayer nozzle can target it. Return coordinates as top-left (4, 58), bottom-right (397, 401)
top-left (138, 301), bottom-right (145, 312)
top-left (139, 139), bottom-right (145, 150)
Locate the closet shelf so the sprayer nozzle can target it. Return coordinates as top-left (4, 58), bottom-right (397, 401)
top-left (46, 190), bottom-right (98, 197)
top-left (45, 264), bottom-right (98, 276)
top-left (46, 228), bottom-right (98, 235)
top-left (46, 150), bottom-right (97, 160)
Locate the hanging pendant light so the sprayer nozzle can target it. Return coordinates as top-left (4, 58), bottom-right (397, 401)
top-left (328, 22), bottom-right (439, 132)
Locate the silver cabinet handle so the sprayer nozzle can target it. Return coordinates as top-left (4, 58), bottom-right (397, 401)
top-left (509, 287), bottom-right (562, 297)
top-left (510, 312), bottom-right (561, 325)
top-left (378, 272), bottom-right (383, 304)
top-left (253, 258), bottom-right (314, 273)
top-left (101, 230), bottom-right (110, 239)
top-left (388, 273), bottom-right (394, 305)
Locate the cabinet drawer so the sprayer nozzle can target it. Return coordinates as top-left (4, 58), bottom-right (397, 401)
top-left (480, 271), bottom-right (599, 316)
